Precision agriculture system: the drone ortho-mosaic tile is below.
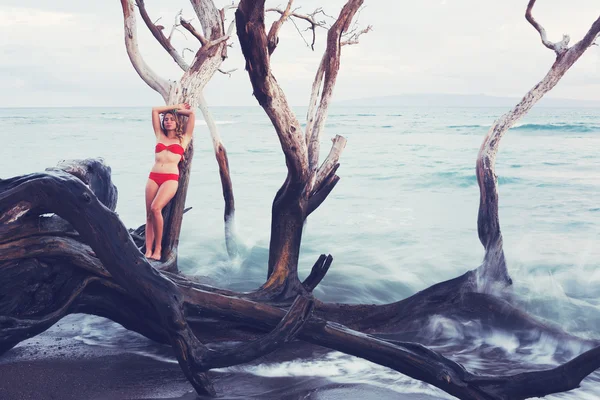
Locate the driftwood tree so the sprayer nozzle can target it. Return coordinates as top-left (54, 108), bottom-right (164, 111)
top-left (120, 0), bottom-right (238, 264)
top-left (1, 1), bottom-right (600, 399)
top-left (235, 0), bottom-right (373, 301)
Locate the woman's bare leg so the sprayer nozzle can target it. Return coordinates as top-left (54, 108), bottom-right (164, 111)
top-left (145, 179), bottom-right (160, 258)
top-left (149, 180), bottom-right (179, 260)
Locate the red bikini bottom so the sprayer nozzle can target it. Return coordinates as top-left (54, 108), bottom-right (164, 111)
top-left (149, 172), bottom-right (179, 187)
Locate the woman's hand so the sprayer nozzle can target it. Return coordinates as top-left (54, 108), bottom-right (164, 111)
top-left (174, 103), bottom-right (195, 118)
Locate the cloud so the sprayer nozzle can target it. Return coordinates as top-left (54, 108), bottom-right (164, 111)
top-left (0, 7), bottom-right (73, 27)
top-left (0, 0), bottom-right (598, 107)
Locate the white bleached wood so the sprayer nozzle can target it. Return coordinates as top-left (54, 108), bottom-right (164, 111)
top-left (313, 135), bottom-right (346, 193)
top-left (168, 9), bottom-right (184, 42)
top-left (137, 0), bottom-right (190, 72)
top-left (305, 54), bottom-right (325, 153)
top-left (267, 0), bottom-right (294, 54)
top-left (476, 12), bottom-right (600, 292)
top-left (191, 0), bottom-right (224, 39)
top-left (197, 90), bottom-right (238, 257)
top-left (307, 0), bottom-right (366, 176)
top-left (197, 91), bottom-right (223, 154)
top-left (120, 0), bottom-right (171, 101)
top-left (526, 0), bottom-right (570, 55)
top-left (180, 18), bottom-right (209, 46)
top-left (342, 25), bottom-right (372, 46)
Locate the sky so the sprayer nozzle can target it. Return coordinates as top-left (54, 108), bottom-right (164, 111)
top-left (0, 0), bottom-right (598, 107)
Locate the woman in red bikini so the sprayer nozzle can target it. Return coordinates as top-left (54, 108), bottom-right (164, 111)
top-left (145, 103), bottom-right (195, 260)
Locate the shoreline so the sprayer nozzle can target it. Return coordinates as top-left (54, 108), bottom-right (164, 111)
top-left (0, 336), bottom-right (443, 400)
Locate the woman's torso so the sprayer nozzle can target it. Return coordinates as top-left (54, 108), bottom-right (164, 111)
top-left (150, 138), bottom-right (187, 174)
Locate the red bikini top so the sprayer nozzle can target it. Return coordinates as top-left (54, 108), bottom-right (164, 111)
top-left (155, 142), bottom-right (185, 160)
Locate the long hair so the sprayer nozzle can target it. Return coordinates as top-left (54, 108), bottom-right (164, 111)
top-left (160, 111), bottom-right (184, 142)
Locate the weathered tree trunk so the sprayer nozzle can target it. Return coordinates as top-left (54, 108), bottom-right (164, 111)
top-left (261, 179), bottom-right (309, 300)
top-left (236, 0), bottom-right (359, 301)
top-left (197, 91), bottom-right (238, 257)
top-left (475, 0), bottom-right (600, 293)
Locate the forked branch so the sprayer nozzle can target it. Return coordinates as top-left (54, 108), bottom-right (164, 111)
top-left (306, 0), bottom-right (367, 176)
top-left (266, 6), bottom-right (329, 50)
top-left (167, 9), bottom-right (184, 42)
top-left (475, 10), bottom-right (600, 291)
top-left (119, 0), bottom-right (171, 100)
top-left (201, 295), bottom-right (313, 369)
top-left (525, 0), bottom-right (570, 55)
top-left (236, 0), bottom-right (308, 183)
top-left (267, 0), bottom-right (294, 54)
top-left (342, 25), bottom-right (372, 46)
top-left (180, 17), bottom-right (233, 49)
top-left (136, 0), bottom-right (190, 71)
top-left (191, 0), bottom-right (224, 41)
top-left (236, 0), bottom-right (364, 300)
top-left (180, 18), bottom-right (209, 46)
top-left (302, 254), bottom-right (333, 291)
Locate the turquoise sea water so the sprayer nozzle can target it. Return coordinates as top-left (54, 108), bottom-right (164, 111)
top-left (2, 105), bottom-right (600, 398)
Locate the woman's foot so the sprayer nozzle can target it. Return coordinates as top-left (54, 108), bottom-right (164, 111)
top-left (149, 249), bottom-right (162, 261)
top-left (144, 249), bottom-right (153, 258)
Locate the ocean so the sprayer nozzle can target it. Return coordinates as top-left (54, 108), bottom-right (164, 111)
top-left (2, 105), bottom-right (600, 399)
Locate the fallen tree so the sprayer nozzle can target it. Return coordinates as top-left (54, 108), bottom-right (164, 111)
top-left (1, 0), bottom-right (600, 399)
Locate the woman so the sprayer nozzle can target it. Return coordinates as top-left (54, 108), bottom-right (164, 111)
top-left (145, 103), bottom-right (195, 260)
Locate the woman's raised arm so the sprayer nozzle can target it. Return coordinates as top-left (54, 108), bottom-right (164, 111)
top-left (178, 107), bottom-right (195, 138)
top-left (151, 105), bottom-right (184, 137)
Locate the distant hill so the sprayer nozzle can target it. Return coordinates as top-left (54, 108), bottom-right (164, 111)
top-left (335, 94), bottom-right (600, 108)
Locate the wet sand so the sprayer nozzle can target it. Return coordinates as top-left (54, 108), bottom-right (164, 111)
top-left (0, 344), bottom-right (444, 400)
top-left (0, 318), bottom-right (445, 400)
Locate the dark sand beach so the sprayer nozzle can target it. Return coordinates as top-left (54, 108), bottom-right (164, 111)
top-left (0, 325), bottom-right (443, 400)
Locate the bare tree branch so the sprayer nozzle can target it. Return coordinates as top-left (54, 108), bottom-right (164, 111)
top-left (267, 0), bottom-right (294, 54)
top-left (167, 9), bottom-right (184, 42)
top-left (266, 6), bottom-right (328, 50)
top-left (313, 135), bottom-right (346, 193)
top-left (306, 0), bottom-right (364, 175)
top-left (136, 0), bottom-right (190, 71)
top-left (119, 0), bottom-right (171, 101)
top-left (180, 18), bottom-right (209, 46)
top-left (191, 0), bottom-right (224, 41)
top-left (236, 0), bottom-right (309, 184)
top-left (196, 90), bottom-right (238, 257)
top-left (305, 54), bottom-right (326, 150)
top-left (218, 67), bottom-right (238, 76)
top-left (525, 0), bottom-right (570, 55)
top-left (180, 17), bottom-right (232, 49)
top-left (476, 12), bottom-right (600, 292)
top-left (302, 254), bottom-right (333, 291)
top-left (307, 170), bottom-right (340, 216)
top-left (342, 24), bottom-right (372, 46)
top-left (201, 295), bottom-right (313, 369)
top-left (236, 0), bottom-right (365, 300)
top-left (289, 17), bottom-right (311, 48)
